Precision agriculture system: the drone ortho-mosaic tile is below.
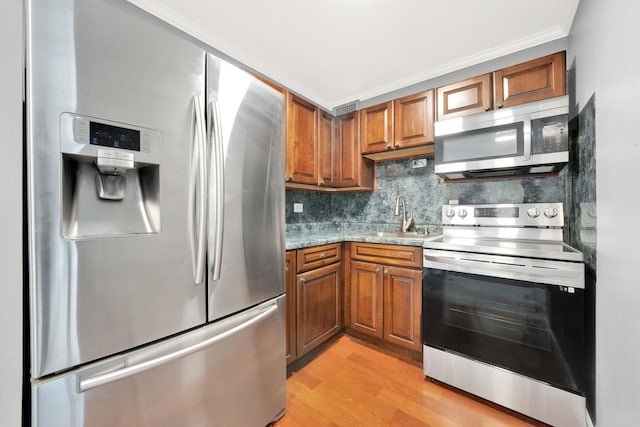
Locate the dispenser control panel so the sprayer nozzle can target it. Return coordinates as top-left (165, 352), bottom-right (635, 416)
top-left (71, 115), bottom-right (154, 154)
top-left (89, 121), bottom-right (140, 151)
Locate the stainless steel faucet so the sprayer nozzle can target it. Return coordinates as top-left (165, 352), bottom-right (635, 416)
top-left (394, 195), bottom-right (414, 232)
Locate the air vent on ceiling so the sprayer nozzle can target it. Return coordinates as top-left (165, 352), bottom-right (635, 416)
top-left (334, 100), bottom-right (360, 116)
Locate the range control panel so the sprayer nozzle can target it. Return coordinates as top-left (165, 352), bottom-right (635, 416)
top-left (442, 203), bottom-right (564, 228)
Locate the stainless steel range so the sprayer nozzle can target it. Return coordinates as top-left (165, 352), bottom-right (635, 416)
top-left (422, 203), bottom-right (585, 427)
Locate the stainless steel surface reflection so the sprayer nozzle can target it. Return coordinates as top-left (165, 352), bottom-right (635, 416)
top-left (33, 297), bottom-right (286, 427)
top-left (26, 0), bottom-right (286, 425)
top-left (423, 346), bottom-right (586, 427)
top-left (355, 231), bottom-right (425, 238)
top-left (27, 0), bottom-right (208, 378)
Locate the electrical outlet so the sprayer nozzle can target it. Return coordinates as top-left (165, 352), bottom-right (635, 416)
top-left (411, 158), bottom-right (427, 168)
top-left (293, 203), bottom-right (303, 213)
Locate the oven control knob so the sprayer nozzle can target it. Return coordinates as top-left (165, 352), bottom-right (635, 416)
top-left (445, 209), bottom-right (456, 218)
top-left (457, 208), bottom-right (468, 218)
top-left (527, 208), bottom-right (541, 218)
top-left (544, 208), bottom-right (559, 218)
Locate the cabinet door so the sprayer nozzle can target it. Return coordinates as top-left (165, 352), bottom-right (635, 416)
top-left (394, 89), bottom-right (434, 149)
top-left (360, 101), bottom-right (393, 154)
top-left (297, 262), bottom-right (342, 357)
top-left (285, 251), bottom-right (297, 365)
top-left (286, 93), bottom-right (318, 184)
top-left (318, 111), bottom-right (335, 187)
top-left (383, 266), bottom-right (422, 351)
top-left (494, 51), bottom-right (566, 109)
top-left (436, 74), bottom-right (493, 121)
top-left (350, 260), bottom-right (383, 338)
top-left (336, 112), bottom-right (360, 187)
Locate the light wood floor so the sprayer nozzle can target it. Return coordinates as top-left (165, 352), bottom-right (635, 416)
top-left (274, 335), bottom-right (546, 427)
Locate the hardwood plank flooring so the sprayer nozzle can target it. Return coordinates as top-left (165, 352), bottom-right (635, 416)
top-left (274, 335), bottom-right (546, 427)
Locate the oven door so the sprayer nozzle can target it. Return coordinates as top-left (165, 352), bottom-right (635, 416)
top-left (422, 249), bottom-right (585, 394)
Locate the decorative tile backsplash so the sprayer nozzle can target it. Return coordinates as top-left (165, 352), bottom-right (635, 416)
top-left (567, 94), bottom-right (597, 272)
top-left (287, 158), bottom-right (568, 235)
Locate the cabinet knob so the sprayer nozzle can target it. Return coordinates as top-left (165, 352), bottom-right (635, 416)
top-left (496, 103), bottom-right (503, 109)
top-left (300, 277), bottom-right (306, 283)
top-left (485, 107), bottom-right (491, 111)
top-left (320, 252), bottom-right (326, 258)
top-left (384, 268), bottom-right (389, 274)
top-left (376, 268), bottom-right (381, 273)
top-left (386, 145), bottom-right (392, 150)
top-left (285, 265), bottom-right (289, 272)
top-left (319, 180), bottom-right (325, 186)
top-left (394, 143), bottom-right (400, 148)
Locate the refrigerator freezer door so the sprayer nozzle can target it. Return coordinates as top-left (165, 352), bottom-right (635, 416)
top-left (32, 296), bottom-right (286, 427)
top-left (206, 55), bottom-right (286, 321)
top-left (27, 0), bottom-right (207, 377)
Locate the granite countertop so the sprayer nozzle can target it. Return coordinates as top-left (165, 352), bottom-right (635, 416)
top-left (286, 230), bottom-right (433, 250)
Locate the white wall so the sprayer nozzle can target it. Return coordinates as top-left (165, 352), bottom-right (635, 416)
top-left (0, 0), bottom-right (23, 426)
top-left (568, 0), bottom-right (640, 425)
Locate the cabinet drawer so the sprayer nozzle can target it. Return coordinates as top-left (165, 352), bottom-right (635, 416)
top-left (297, 243), bottom-right (342, 272)
top-left (350, 242), bottom-right (422, 268)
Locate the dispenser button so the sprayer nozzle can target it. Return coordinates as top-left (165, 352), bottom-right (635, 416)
top-left (73, 118), bottom-right (90, 144)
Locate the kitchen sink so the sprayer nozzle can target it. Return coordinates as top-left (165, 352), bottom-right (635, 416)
top-left (353, 231), bottom-right (426, 239)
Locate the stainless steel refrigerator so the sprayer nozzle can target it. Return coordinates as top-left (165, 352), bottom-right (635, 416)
top-left (25, 0), bottom-right (286, 425)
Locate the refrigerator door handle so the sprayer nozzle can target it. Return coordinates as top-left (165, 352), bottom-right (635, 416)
top-left (77, 302), bottom-right (278, 393)
top-left (190, 95), bottom-right (207, 285)
top-left (208, 99), bottom-right (225, 281)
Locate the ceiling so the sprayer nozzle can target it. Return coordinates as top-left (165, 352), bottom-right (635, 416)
top-left (127, 0), bottom-right (580, 111)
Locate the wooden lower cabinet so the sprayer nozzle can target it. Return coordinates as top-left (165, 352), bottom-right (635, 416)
top-left (350, 261), bottom-right (422, 351)
top-left (350, 260), bottom-right (383, 338)
top-left (285, 251), bottom-right (297, 365)
top-left (383, 266), bottom-right (422, 351)
top-left (296, 262), bottom-right (343, 357)
top-left (348, 242), bottom-right (423, 353)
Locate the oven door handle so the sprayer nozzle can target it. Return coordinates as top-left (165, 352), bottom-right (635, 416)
top-left (424, 254), bottom-right (584, 289)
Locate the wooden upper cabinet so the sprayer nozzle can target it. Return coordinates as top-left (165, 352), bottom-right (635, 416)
top-left (394, 89), bottom-right (434, 148)
top-left (336, 112), bottom-right (374, 188)
top-left (318, 111), bottom-right (336, 187)
top-left (286, 93), bottom-right (318, 184)
top-left (495, 51), bottom-right (566, 109)
top-left (436, 74), bottom-right (493, 121)
top-left (360, 101), bottom-right (393, 154)
top-left (335, 113), bottom-right (357, 187)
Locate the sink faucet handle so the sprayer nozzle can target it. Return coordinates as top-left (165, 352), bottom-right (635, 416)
top-left (402, 209), bottom-right (414, 232)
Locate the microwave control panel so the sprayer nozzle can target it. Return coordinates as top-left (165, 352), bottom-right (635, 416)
top-left (531, 115), bottom-right (568, 154)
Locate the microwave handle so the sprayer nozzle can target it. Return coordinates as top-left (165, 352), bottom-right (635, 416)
top-left (523, 116), bottom-right (532, 161)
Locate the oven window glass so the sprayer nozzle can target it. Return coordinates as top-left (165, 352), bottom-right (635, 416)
top-left (423, 268), bottom-right (584, 394)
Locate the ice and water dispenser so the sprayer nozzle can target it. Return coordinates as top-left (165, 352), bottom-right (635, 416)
top-left (60, 113), bottom-right (161, 239)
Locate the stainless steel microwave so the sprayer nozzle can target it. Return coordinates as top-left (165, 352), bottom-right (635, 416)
top-left (434, 95), bottom-right (569, 180)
